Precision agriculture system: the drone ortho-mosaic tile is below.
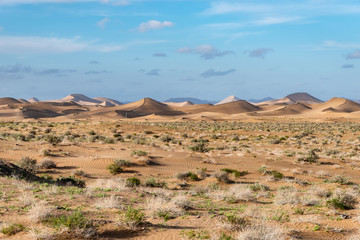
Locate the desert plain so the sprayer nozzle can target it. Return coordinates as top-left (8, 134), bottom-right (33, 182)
top-left (1, 93), bottom-right (360, 240)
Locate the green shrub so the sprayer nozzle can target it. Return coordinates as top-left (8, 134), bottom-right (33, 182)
top-left (126, 177), bottom-right (141, 187)
top-left (107, 164), bottom-right (123, 175)
top-left (45, 135), bottom-right (62, 146)
top-left (221, 168), bottom-right (248, 178)
top-left (38, 159), bottom-right (57, 169)
top-left (0, 224), bottom-right (25, 236)
top-left (189, 143), bottom-right (209, 153)
top-left (297, 149), bottom-right (320, 163)
top-left (271, 171), bottom-right (284, 180)
top-left (145, 178), bottom-right (167, 188)
top-left (250, 183), bottom-right (270, 192)
top-left (17, 157), bottom-right (37, 173)
top-left (326, 190), bottom-right (357, 210)
top-left (55, 176), bottom-right (86, 188)
top-left (114, 159), bottom-right (132, 168)
top-left (44, 211), bottom-right (92, 230)
top-left (123, 207), bottom-right (144, 229)
top-left (131, 150), bottom-right (148, 157)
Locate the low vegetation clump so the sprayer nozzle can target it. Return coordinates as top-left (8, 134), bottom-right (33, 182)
top-left (213, 172), bottom-right (232, 184)
top-left (37, 158), bottom-right (57, 169)
top-left (236, 221), bottom-right (284, 240)
top-left (43, 210), bottom-right (93, 231)
top-left (176, 171), bottom-right (200, 181)
top-left (328, 175), bottom-right (352, 185)
top-left (145, 178), bottom-right (167, 188)
top-left (221, 168), bottom-right (248, 178)
top-left (189, 142), bottom-right (210, 153)
top-left (17, 157), bottom-right (38, 173)
top-left (0, 223), bottom-right (25, 236)
top-left (114, 159), bottom-right (132, 168)
top-left (123, 207), bottom-right (144, 229)
top-left (145, 196), bottom-right (184, 221)
top-left (296, 149), bottom-right (320, 163)
top-left (131, 150), bottom-right (148, 157)
top-left (326, 189), bottom-right (357, 210)
top-left (126, 177), bottom-right (141, 187)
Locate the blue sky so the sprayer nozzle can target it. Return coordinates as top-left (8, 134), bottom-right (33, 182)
top-left (0, 0), bottom-right (359, 101)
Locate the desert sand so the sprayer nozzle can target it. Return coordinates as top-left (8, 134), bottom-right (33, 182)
top-left (1, 93), bottom-right (360, 240)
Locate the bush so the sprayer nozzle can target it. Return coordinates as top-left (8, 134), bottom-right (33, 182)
top-left (45, 135), bottom-right (62, 146)
top-left (123, 207), bottom-right (144, 229)
top-left (145, 178), bottom-right (167, 188)
top-left (131, 150), bottom-right (148, 157)
top-left (126, 177), bottom-right (141, 187)
top-left (271, 171), bottom-right (284, 180)
top-left (0, 224), bottom-right (25, 236)
top-left (44, 211), bottom-right (92, 230)
top-left (221, 168), bottom-right (248, 178)
top-left (114, 159), bottom-right (132, 168)
top-left (213, 172), bottom-right (232, 184)
top-left (55, 176), bottom-right (85, 188)
top-left (38, 159), bottom-right (57, 169)
top-left (107, 164), bottom-right (123, 175)
top-left (297, 149), bottom-right (319, 163)
top-left (189, 143), bottom-right (209, 153)
top-left (175, 172), bottom-right (199, 181)
top-left (328, 175), bottom-right (352, 185)
top-left (326, 189), bottom-right (357, 210)
top-left (17, 157), bottom-right (37, 173)
top-left (237, 221), bottom-right (284, 240)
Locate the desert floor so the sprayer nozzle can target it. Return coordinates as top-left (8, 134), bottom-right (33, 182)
top-left (1, 119), bottom-right (360, 240)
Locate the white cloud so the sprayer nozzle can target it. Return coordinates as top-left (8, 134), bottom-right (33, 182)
top-left (97, 17), bottom-right (110, 29)
top-left (138, 20), bottom-right (174, 32)
top-left (347, 51), bottom-right (360, 59)
top-left (254, 17), bottom-right (301, 26)
top-left (202, 1), bottom-right (360, 16)
top-left (324, 41), bottom-right (360, 49)
top-left (247, 48), bottom-right (273, 59)
top-left (0, 36), bottom-right (124, 53)
top-left (200, 68), bottom-right (236, 78)
top-left (100, 0), bottom-right (129, 6)
top-left (202, 2), bottom-right (270, 15)
top-left (0, 0), bottom-right (130, 5)
top-left (176, 44), bottom-right (235, 60)
top-left (0, 0), bottom-right (94, 4)
top-left (176, 47), bottom-right (192, 53)
top-left (0, 35), bottom-right (165, 54)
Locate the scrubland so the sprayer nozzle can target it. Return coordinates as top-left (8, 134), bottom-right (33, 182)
top-left (1, 120), bottom-right (360, 239)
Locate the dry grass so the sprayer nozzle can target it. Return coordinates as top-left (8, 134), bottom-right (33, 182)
top-left (28, 201), bottom-right (54, 222)
top-left (236, 221), bottom-right (284, 240)
top-left (94, 195), bottom-right (123, 209)
top-left (145, 196), bottom-right (185, 219)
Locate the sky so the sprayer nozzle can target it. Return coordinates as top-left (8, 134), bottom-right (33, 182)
top-left (0, 0), bottom-right (359, 102)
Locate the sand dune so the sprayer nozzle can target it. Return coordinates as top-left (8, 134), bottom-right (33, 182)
top-left (258, 92), bottom-right (323, 106)
top-left (189, 100), bottom-right (260, 114)
top-left (215, 95), bottom-right (240, 105)
top-left (163, 101), bottom-right (194, 107)
top-left (27, 97), bottom-right (40, 103)
top-left (17, 98), bottom-right (29, 103)
top-left (1, 94), bottom-right (360, 120)
top-left (113, 98), bottom-right (184, 118)
top-left (259, 102), bottom-right (312, 116)
top-left (0, 97), bottom-right (22, 105)
top-left (312, 97), bottom-right (360, 113)
top-left (19, 101), bottom-right (88, 119)
top-left (94, 97), bottom-right (122, 106)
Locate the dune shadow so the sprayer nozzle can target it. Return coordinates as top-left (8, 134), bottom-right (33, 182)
top-left (97, 229), bottom-right (145, 239)
top-left (56, 166), bottom-right (78, 170)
